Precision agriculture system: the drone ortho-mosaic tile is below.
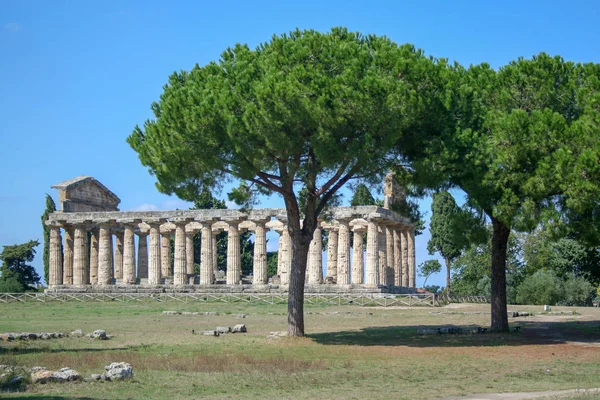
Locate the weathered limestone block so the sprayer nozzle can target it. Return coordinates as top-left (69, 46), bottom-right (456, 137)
top-left (393, 229), bottom-right (402, 286)
top-left (148, 224), bottom-right (162, 285)
top-left (378, 226), bottom-right (387, 285)
top-left (226, 222), bottom-right (241, 285)
top-left (385, 225), bottom-right (394, 286)
top-left (401, 230), bottom-right (409, 287)
top-left (308, 227), bottom-right (323, 284)
top-left (200, 224), bottom-right (214, 284)
top-left (123, 226), bottom-right (136, 284)
top-left (173, 223), bottom-right (187, 285)
top-left (365, 221), bottom-right (379, 286)
top-left (89, 229), bottom-right (99, 285)
top-left (336, 220), bottom-right (351, 285)
top-left (161, 234), bottom-right (172, 277)
top-left (63, 228), bottom-right (74, 285)
top-left (102, 362), bottom-right (133, 381)
top-left (232, 324), bottom-right (247, 333)
top-left (185, 231), bottom-right (195, 275)
top-left (280, 227), bottom-right (291, 285)
top-left (408, 229), bottom-right (416, 288)
top-left (73, 227), bottom-right (87, 286)
top-left (49, 226), bottom-right (63, 287)
top-left (98, 226), bottom-right (113, 286)
top-left (326, 228), bottom-right (338, 282)
top-left (253, 222), bottom-right (268, 284)
top-left (51, 176), bottom-right (120, 212)
top-left (212, 230), bottom-right (218, 278)
top-left (352, 230), bottom-right (364, 284)
top-left (216, 326), bottom-right (231, 334)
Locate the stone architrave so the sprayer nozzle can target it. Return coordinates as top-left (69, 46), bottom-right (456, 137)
top-left (336, 220), bottom-right (351, 285)
top-left (386, 225), bottom-right (395, 286)
top-left (307, 226), bottom-right (323, 284)
top-left (89, 229), bottom-right (99, 285)
top-left (123, 225), bottom-right (136, 284)
top-left (226, 221), bottom-right (241, 285)
top-left (114, 232), bottom-right (124, 280)
top-left (280, 226), bottom-right (291, 285)
top-left (253, 221), bottom-right (268, 284)
top-left (137, 232), bottom-right (148, 279)
top-left (63, 228), bottom-right (74, 285)
top-left (326, 228), bottom-right (338, 282)
top-left (98, 225), bottom-right (113, 286)
top-left (365, 220), bottom-right (379, 286)
top-left (378, 225), bottom-right (387, 286)
top-left (173, 223), bottom-right (187, 286)
top-left (73, 227), bottom-right (87, 286)
top-left (148, 224), bottom-right (162, 285)
top-left (352, 229), bottom-right (364, 284)
top-left (185, 231), bottom-right (195, 275)
top-left (393, 228), bottom-right (402, 286)
top-left (200, 224), bottom-right (214, 285)
top-left (408, 229), bottom-right (416, 288)
top-left (161, 233), bottom-right (172, 277)
top-left (401, 230), bottom-right (409, 287)
top-left (49, 226), bottom-right (63, 287)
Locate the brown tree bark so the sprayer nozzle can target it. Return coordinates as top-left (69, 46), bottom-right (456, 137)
top-left (287, 230), bottom-right (312, 337)
top-left (490, 215), bottom-right (510, 332)
top-left (445, 256), bottom-right (451, 296)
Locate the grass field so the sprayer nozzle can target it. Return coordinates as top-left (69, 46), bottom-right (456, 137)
top-left (1, 301), bottom-right (599, 400)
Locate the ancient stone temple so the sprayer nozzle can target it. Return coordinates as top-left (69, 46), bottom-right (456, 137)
top-left (46, 176), bottom-right (417, 293)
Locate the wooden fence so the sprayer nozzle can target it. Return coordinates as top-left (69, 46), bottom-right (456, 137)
top-left (0, 292), bottom-right (437, 307)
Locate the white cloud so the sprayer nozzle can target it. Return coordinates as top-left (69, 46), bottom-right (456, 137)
top-left (225, 200), bottom-right (239, 209)
top-left (129, 203), bottom-right (160, 211)
top-left (4, 23), bottom-right (21, 32)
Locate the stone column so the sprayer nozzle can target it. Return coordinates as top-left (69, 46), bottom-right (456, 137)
top-left (212, 230), bottom-right (218, 278)
top-left (393, 228), bottom-right (402, 286)
top-left (98, 225), bottom-right (113, 286)
top-left (63, 227), bottom-right (74, 285)
top-left (280, 226), bottom-right (291, 285)
top-left (336, 220), bottom-right (351, 285)
top-left (226, 221), bottom-right (241, 285)
top-left (123, 225), bottom-right (136, 284)
top-left (185, 230), bottom-right (195, 275)
top-left (276, 230), bottom-right (283, 276)
top-left (161, 233), bottom-right (172, 278)
top-left (378, 225), bottom-right (387, 285)
top-left (200, 223), bottom-right (214, 285)
top-left (401, 229), bottom-right (409, 287)
top-left (253, 221), bottom-right (268, 284)
top-left (173, 223), bottom-right (187, 286)
top-left (89, 229), bottom-right (99, 285)
top-left (326, 227), bottom-right (338, 282)
top-left (49, 226), bottom-right (63, 287)
top-left (148, 224), bottom-right (162, 285)
top-left (365, 220), bottom-right (379, 286)
top-left (307, 226), bottom-right (323, 284)
top-left (386, 225), bottom-right (395, 286)
top-left (114, 232), bottom-right (124, 280)
top-left (73, 226), bottom-right (87, 286)
top-left (137, 232), bottom-right (149, 279)
top-left (408, 228), bottom-right (416, 288)
top-left (352, 228), bottom-right (364, 284)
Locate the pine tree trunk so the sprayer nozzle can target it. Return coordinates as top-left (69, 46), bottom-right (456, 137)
top-left (445, 256), bottom-right (451, 296)
top-left (490, 216), bottom-right (510, 332)
top-left (287, 230), bottom-right (311, 337)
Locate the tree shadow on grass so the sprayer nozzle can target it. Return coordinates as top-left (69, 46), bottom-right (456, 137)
top-left (7, 397), bottom-right (99, 400)
top-left (309, 320), bottom-right (600, 347)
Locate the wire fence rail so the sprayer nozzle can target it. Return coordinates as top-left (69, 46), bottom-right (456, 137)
top-left (435, 294), bottom-right (490, 306)
top-left (0, 292), bottom-right (438, 307)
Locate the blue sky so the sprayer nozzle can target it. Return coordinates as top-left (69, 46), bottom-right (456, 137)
top-left (1, 0), bottom-right (599, 287)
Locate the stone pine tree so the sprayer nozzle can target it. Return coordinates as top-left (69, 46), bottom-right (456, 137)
top-left (407, 54), bottom-right (600, 331)
top-left (128, 28), bottom-right (445, 336)
top-left (41, 194), bottom-right (57, 285)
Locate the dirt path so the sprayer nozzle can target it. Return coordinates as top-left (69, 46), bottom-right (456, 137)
top-left (442, 388), bottom-right (600, 399)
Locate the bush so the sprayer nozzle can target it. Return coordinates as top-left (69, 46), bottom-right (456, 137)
top-left (516, 270), bottom-right (563, 305)
top-left (561, 274), bottom-right (594, 306)
top-left (0, 275), bottom-right (25, 293)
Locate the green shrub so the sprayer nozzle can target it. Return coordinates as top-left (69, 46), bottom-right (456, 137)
top-left (561, 274), bottom-right (594, 306)
top-left (516, 270), bottom-right (563, 305)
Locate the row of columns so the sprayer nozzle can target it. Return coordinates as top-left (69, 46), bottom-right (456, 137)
top-left (48, 219), bottom-right (416, 288)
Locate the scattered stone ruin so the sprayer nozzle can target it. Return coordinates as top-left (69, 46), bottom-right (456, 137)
top-left (46, 175), bottom-right (417, 294)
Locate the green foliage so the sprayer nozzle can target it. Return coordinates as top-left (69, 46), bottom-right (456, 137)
top-left (515, 270), bottom-right (563, 305)
top-left (41, 193), bottom-right (56, 285)
top-left (561, 274), bottom-right (595, 306)
top-left (0, 270), bottom-right (26, 293)
top-left (267, 251), bottom-right (278, 277)
top-left (423, 285), bottom-right (443, 294)
top-left (0, 240), bottom-right (40, 292)
top-left (418, 259), bottom-right (441, 287)
top-left (350, 184), bottom-right (376, 206)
